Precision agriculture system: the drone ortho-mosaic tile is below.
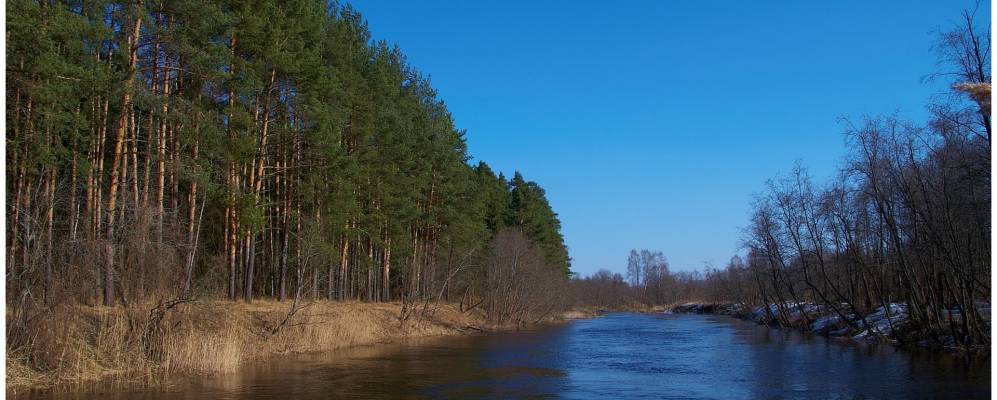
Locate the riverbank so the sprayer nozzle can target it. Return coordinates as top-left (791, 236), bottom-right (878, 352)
top-left (6, 300), bottom-right (597, 392)
top-left (559, 305), bottom-right (665, 320)
top-left (668, 302), bottom-right (989, 352)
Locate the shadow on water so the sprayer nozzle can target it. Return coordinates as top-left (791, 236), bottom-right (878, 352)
top-left (15, 313), bottom-right (990, 400)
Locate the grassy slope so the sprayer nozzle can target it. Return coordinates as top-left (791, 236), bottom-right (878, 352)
top-left (6, 300), bottom-right (495, 390)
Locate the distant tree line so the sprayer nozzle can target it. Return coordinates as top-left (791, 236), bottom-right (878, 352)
top-left (6, 0), bottom-right (571, 327)
top-left (571, 252), bottom-right (719, 309)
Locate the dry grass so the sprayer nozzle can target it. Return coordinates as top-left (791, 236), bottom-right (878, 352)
top-left (561, 307), bottom-right (605, 320)
top-left (6, 300), bottom-right (491, 391)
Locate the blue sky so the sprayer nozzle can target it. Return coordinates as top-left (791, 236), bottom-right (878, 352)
top-left (350, 1), bottom-right (990, 276)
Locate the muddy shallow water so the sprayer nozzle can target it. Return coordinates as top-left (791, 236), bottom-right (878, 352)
top-left (16, 313), bottom-right (990, 399)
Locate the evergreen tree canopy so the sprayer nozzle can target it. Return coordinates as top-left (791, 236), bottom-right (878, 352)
top-left (5, 0), bottom-right (572, 310)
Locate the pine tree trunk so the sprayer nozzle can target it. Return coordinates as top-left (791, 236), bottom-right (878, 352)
top-left (279, 209), bottom-right (289, 302)
top-left (156, 54), bottom-right (171, 241)
top-left (9, 98), bottom-right (31, 277)
top-left (94, 97), bottom-right (109, 238)
top-left (129, 109), bottom-right (139, 210)
top-left (367, 237), bottom-right (373, 301)
top-left (70, 139), bottom-right (79, 241)
top-left (8, 87), bottom-right (22, 278)
top-left (169, 122), bottom-right (180, 218)
top-left (141, 32), bottom-right (158, 207)
top-left (184, 130), bottom-right (200, 296)
top-left (244, 69), bottom-right (276, 303)
top-left (104, 0), bottom-right (143, 307)
top-left (117, 111), bottom-right (130, 229)
top-left (338, 231), bottom-right (349, 300)
top-left (383, 237), bottom-right (391, 302)
top-left (44, 167), bottom-right (55, 303)
top-left (225, 34), bottom-right (238, 301)
top-left (244, 234), bottom-right (254, 302)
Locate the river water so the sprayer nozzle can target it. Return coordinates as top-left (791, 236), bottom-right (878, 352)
top-left (19, 313), bottom-right (991, 399)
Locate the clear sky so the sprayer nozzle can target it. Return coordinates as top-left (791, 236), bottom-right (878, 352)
top-left (350, 1), bottom-right (990, 276)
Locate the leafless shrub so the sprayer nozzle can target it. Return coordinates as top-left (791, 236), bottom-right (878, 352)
top-left (481, 229), bottom-right (569, 325)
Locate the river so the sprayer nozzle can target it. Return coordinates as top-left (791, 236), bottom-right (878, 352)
top-left (17, 313), bottom-right (990, 399)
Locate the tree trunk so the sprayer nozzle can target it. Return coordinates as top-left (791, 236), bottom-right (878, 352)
top-left (338, 231), bottom-right (349, 300)
top-left (104, 2), bottom-right (143, 306)
top-left (156, 54), bottom-right (171, 241)
top-left (383, 237), bottom-right (391, 302)
top-left (225, 34), bottom-right (238, 301)
top-left (184, 131), bottom-right (200, 296)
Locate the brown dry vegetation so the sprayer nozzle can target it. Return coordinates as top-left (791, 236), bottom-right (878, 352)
top-left (5, 300), bottom-right (504, 391)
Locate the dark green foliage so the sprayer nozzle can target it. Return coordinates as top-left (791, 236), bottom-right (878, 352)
top-left (509, 172), bottom-right (571, 275)
top-left (6, 0), bottom-right (571, 306)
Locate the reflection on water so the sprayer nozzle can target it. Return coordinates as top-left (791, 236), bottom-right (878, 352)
top-left (15, 313), bottom-right (990, 399)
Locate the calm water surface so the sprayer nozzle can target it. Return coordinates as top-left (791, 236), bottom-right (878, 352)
top-left (20, 313), bottom-right (990, 399)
